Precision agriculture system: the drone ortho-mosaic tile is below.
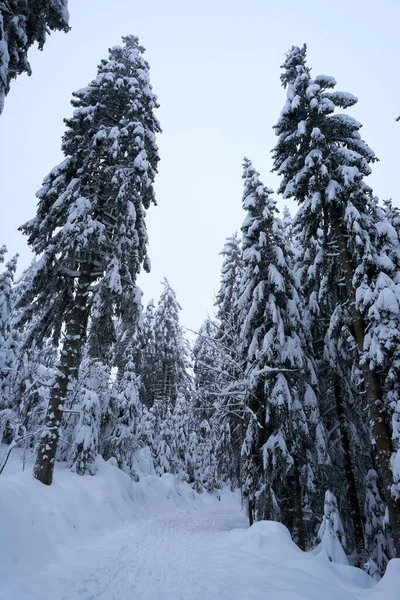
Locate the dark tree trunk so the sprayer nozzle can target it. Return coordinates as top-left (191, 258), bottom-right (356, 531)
top-left (337, 229), bottom-right (400, 555)
top-left (33, 269), bottom-right (92, 485)
top-left (333, 378), bottom-right (364, 558)
top-left (293, 463), bottom-right (305, 551)
top-left (248, 498), bottom-right (254, 527)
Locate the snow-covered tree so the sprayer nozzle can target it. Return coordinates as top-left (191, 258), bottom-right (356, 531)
top-left (316, 490), bottom-right (348, 565)
top-left (13, 341), bottom-right (55, 434)
top-left (364, 469), bottom-right (395, 579)
top-left (18, 35), bottom-right (161, 485)
top-left (114, 285), bottom-right (144, 376)
top-left (102, 349), bottom-right (142, 477)
top-left (193, 234), bottom-right (244, 489)
top-left (322, 304), bottom-right (371, 558)
top-left (172, 392), bottom-right (192, 479)
top-left (192, 318), bottom-right (220, 421)
top-left (67, 359), bottom-right (103, 476)
top-left (152, 279), bottom-right (189, 406)
top-left (215, 232), bottom-right (243, 334)
top-left (154, 402), bottom-right (175, 475)
top-left (237, 158), bottom-right (329, 547)
top-left (0, 247), bottom-right (18, 411)
top-left (281, 206), bottom-right (294, 246)
top-left (272, 44), bottom-right (400, 553)
top-left (0, 0), bottom-right (70, 113)
top-left (187, 418), bottom-right (217, 493)
top-left (136, 299), bottom-right (157, 407)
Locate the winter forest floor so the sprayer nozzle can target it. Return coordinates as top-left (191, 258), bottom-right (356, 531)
top-left (1, 449), bottom-right (399, 600)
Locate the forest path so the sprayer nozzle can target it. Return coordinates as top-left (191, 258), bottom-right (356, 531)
top-left (61, 503), bottom-right (250, 600)
top-left (3, 497), bottom-right (383, 600)
top-left (4, 501), bottom-right (263, 600)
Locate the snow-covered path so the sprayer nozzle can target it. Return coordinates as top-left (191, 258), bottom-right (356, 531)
top-left (62, 505), bottom-right (248, 600)
top-left (3, 498), bottom-right (394, 600)
top-left (5, 503), bottom-right (247, 600)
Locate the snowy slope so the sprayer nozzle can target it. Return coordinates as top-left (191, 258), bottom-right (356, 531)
top-left (0, 448), bottom-right (399, 600)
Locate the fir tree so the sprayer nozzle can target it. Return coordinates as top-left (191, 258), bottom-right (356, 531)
top-left (316, 490), bottom-right (348, 565)
top-left (281, 206), bottom-right (293, 245)
top-left (192, 318), bottom-right (220, 421)
top-left (364, 469), bottom-right (395, 579)
top-left (172, 392), bottom-right (192, 479)
top-left (188, 418), bottom-right (217, 493)
top-left (67, 359), bottom-right (103, 476)
top-left (272, 44), bottom-right (400, 553)
top-left (0, 0), bottom-right (70, 113)
top-left (212, 233), bottom-right (244, 489)
top-left (103, 348), bottom-right (142, 477)
top-left (152, 279), bottom-right (189, 406)
top-left (154, 402), bottom-right (175, 476)
top-left (0, 247), bottom-right (18, 412)
top-left (323, 303), bottom-right (371, 558)
top-left (215, 232), bottom-right (243, 333)
top-left (136, 299), bottom-right (157, 407)
top-left (18, 35), bottom-right (161, 485)
top-left (237, 158), bottom-right (329, 547)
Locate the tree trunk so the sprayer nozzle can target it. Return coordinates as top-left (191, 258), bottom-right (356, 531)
top-left (248, 497), bottom-right (254, 527)
top-left (333, 378), bottom-right (364, 559)
top-left (337, 229), bottom-right (400, 555)
top-left (293, 463), bottom-right (305, 550)
top-left (33, 269), bottom-right (92, 485)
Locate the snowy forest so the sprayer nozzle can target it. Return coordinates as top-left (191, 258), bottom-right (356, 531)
top-left (1, 2), bottom-right (400, 598)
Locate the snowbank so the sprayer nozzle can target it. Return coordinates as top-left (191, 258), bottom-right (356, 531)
top-left (0, 448), bottom-right (226, 586)
top-left (1, 447), bottom-right (399, 600)
top-left (215, 521), bottom-right (399, 600)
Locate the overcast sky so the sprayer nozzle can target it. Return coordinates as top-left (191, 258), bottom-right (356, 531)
top-left (0, 0), bottom-right (399, 335)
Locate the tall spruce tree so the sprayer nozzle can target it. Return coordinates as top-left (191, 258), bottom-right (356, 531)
top-left (212, 233), bottom-right (244, 488)
top-left (152, 279), bottom-right (189, 406)
top-left (0, 0), bottom-right (69, 113)
top-left (272, 44), bottom-right (400, 553)
top-left (322, 305), bottom-right (371, 559)
top-left (0, 247), bottom-right (18, 412)
top-left (136, 299), bottom-right (157, 407)
top-left (237, 158), bottom-right (329, 547)
top-left (18, 35), bottom-right (161, 485)
top-left (364, 469), bottom-right (395, 578)
top-left (103, 347), bottom-right (142, 477)
top-left (192, 318), bottom-right (220, 421)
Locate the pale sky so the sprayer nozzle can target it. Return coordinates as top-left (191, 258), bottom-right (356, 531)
top-left (0, 0), bottom-right (399, 335)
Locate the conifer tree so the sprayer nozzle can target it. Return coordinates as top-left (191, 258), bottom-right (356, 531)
top-left (272, 44), bottom-right (400, 553)
top-left (237, 158), bottom-right (329, 547)
top-left (323, 304), bottom-right (371, 558)
top-left (136, 299), bottom-right (157, 407)
top-left (188, 418), bottom-right (217, 493)
top-left (102, 349), bottom-right (142, 477)
top-left (154, 402), bottom-right (175, 475)
top-left (172, 392), bottom-right (192, 479)
top-left (152, 279), bottom-right (189, 406)
top-left (215, 232), bottom-right (243, 334)
top-left (0, 0), bottom-right (70, 113)
top-left (0, 247), bottom-right (18, 412)
top-left (281, 206), bottom-right (293, 245)
top-left (113, 285), bottom-right (143, 377)
top-left (67, 359), bottom-right (102, 476)
top-left (18, 35), bottom-right (161, 485)
top-left (316, 490), bottom-right (348, 565)
top-left (192, 318), bottom-right (220, 420)
top-left (364, 469), bottom-right (395, 578)
top-left (212, 233), bottom-right (244, 488)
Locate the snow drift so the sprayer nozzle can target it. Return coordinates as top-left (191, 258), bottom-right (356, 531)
top-left (0, 448), bottom-right (399, 600)
top-left (0, 449), bottom-right (221, 587)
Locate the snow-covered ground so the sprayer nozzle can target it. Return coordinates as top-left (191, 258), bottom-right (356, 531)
top-left (1, 447), bottom-right (399, 600)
